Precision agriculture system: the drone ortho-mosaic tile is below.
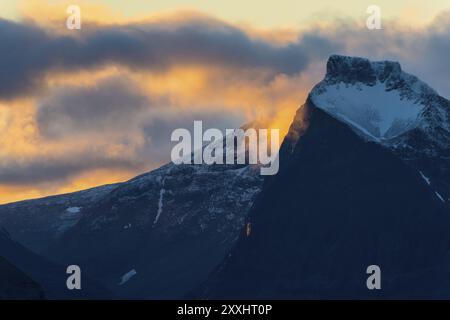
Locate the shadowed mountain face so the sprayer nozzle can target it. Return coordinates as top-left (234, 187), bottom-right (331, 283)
top-left (0, 229), bottom-right (112, 299)
top-left (199, 100), bottom-right (450, 299)
top-left (311, 55), bottom-right (450, 201)
top-left (2, 55), bottom-right (450, 299)
top-left (0, 127), bottom-right (263, 299)
top-left (0, 184), bottom-right (120, 254)
top-left (0, 256), bottom-right (44, 300)
top-left (44, 163), bottom-right (262, 299)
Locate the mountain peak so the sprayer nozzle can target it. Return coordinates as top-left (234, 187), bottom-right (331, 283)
top-left (325, 55), bottom-right (402, 85)
top-left (310, 55), bottom-right (447, 141)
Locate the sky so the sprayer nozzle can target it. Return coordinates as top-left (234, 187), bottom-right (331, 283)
top-left (2, 0), bottom-right (449, 27)
top-left (0, 0), bottom-right (449, 204)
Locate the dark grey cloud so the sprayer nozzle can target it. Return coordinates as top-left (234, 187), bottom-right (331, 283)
top-left (0, 17), bottom-right (339, 100)
top-left (1, 13), bottom-right (450, 100)
top-left (36, 77), bottom-right (150, 138)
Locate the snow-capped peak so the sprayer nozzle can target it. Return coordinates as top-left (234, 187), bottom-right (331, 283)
top-left (310, 55), bottom-right (448, 142)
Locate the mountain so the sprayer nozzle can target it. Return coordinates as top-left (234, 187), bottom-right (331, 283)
top-left (198, 55), bottom-right (450, 299)
top-left (3, 55), bottom-right (449, 300)
top-left (311, 55), bottom-right (450, 202)
top-left (45, 163), bottom-right (262, 299)
top-left (0, 184), bottom-right (119, 253)
top-left (0, 133), bottom-right (263, 298)
top-left (0, 255), bottom-right (44, 299)
top-left (0, 228), bottom-right (111, 299)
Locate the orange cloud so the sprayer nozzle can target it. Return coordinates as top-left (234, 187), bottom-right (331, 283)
top-left (1, 60), bottom-right (313, 204)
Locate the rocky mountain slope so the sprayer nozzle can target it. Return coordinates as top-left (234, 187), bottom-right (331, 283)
top-left (0, 143), bottom-right (263, 298)
top-left (0, 228), bottom-right (111, 299)
top-left (311, 55), bottom-right (450, 202)
top-left (0, 184), bottom-right (119, 253)
top-left (199, 56), bottom-right (450, 299)
top-left (0, 256), bottom-right (44, 299)
top-left (3, 55), bottom-right (449, 299)
top-left (46, 163), bottom-right (261, 299)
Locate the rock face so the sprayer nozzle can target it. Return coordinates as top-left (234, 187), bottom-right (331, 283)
top-left (199, 56), bottom-right (450, 299)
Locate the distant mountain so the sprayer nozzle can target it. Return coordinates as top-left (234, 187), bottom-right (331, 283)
top-left (45, 163), bottom-right (262, 299)
top-left (0, 255), bottom-right (44, 299)
top-left (199, 56), bottom-right (450, 299)
top-left (0, 133), bottom-right (263, 299)
top-left (0, 228), bottom-right (112, 299)
top-left (0, 184), bottom-right (119, 253)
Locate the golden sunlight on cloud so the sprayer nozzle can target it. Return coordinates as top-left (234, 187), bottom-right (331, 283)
top-left (18, 0), bottom-right (226, 29)
top-left (0, 168), bottom-right (135, 204)
top-left (52, 168), bottom-right (137, 195)
top-left (0, 59), bottom-right (314, 204)
top-left (0, 60), bottom-right (314, 203)
top-left (136, 66), bottom-right (311, 137)
top-left (0, 100), bottom-right (39, 158)
top-left (0, 185), bottom-right (46, 205)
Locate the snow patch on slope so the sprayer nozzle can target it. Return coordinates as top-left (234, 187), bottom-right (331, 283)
top-left (435, 192), bottom-right (445, 203)
top-left (419, 171), bottom-right (431, 185)
top-left (56, 207), bottom-right (83, 235)
top-left (311, 82), bottom-right (424, 140)
top-left (154, 185), bottom-right (166, 224)
top-left (119, 269), bottom-right (137, 285)
top-left (66, 207), bottom-right (81, 214)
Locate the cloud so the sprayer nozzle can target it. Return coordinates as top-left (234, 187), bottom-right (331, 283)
top-left (36, 77), bottom-right (151, 138)
top-left (2, 12), bottom-right (449, 101)
top-left (0, 16), bottom-right (339, 100)
top-left (0, 106), bottom-right (243, 186)
top-left (1, 11), bottom-right (450, 202)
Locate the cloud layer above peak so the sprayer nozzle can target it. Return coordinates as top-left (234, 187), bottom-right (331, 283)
top-left (0, 10), bottom-right (449, 203)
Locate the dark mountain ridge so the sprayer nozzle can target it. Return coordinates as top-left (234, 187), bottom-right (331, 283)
top-left (199, 95), bottom-right (450, 299)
